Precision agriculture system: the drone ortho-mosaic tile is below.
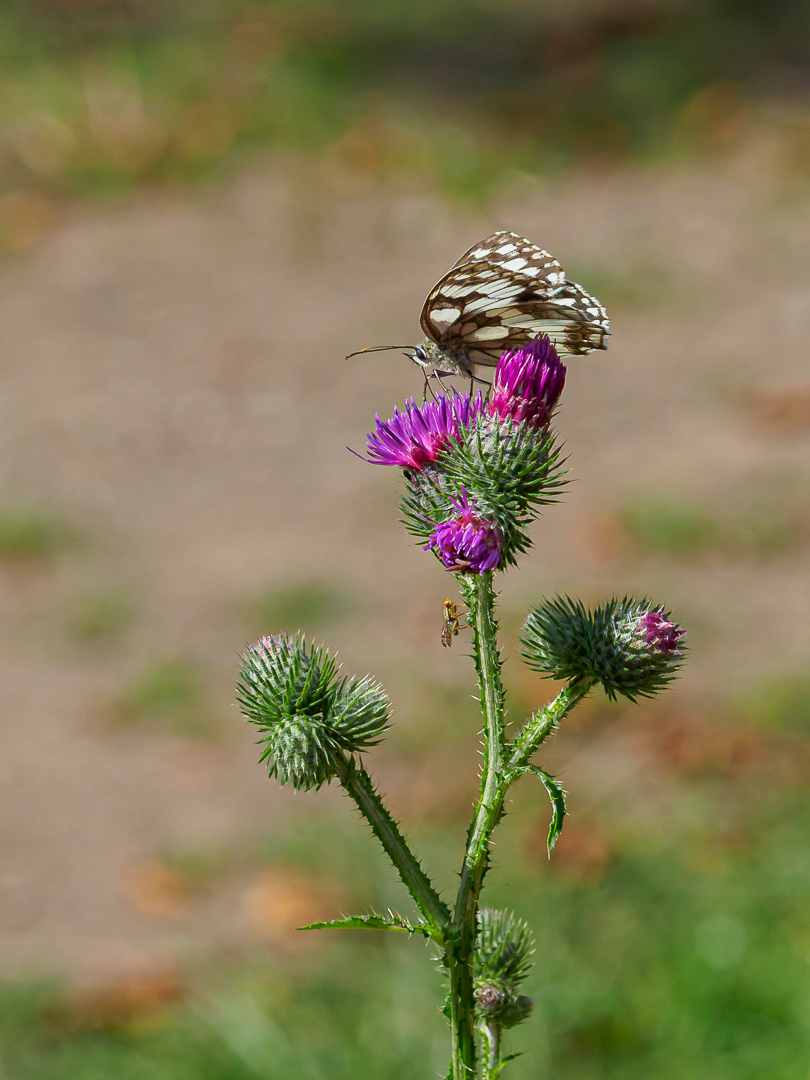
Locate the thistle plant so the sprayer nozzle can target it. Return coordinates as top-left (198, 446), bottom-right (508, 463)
top-left (236, 335), bottom-right (686, 1079)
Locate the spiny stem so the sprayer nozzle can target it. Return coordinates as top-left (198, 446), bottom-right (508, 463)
top-left (447, 572), bottom-right (507, 1079)
top-left (335, 753), bottom-right (451, 933)
top-left (507, 678), bottom-right (596, 777)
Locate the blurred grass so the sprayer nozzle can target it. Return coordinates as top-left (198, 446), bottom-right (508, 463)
top-left (0, 0), bottom-right (808, 213)
top-left (248, 579), bottom-right (351, 636)
top-left (4, 774), bottom-right (810, 1077)
top-left (621, 498), bottom-right (805, 558)
top-left (0, 506), bottom-right (74, 560)
top-left (105, 657), bottom-right (216, 738)
top-left (68, 585), bottom-right (135, 643)
top-left (736, 674), bottom-right (810, 735)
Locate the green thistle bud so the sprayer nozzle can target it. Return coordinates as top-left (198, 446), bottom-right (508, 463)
top-left (236, 634), bottom-right (390, 790)
top-left (520, 596), bottom-right (686, 701)
top-left (474, 908), bottom-right (535, 1028)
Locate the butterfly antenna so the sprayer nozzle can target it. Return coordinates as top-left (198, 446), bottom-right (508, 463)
top-left (345, 345), bottom-right (414, 359)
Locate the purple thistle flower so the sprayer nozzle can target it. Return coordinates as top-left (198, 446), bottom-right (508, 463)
top-left (489, 335), bottom-right (566, 429)
top-left (358, 393), bottom-right (482, 471)
top-left (426, 489), bottom-right (503, 574)
top-left (638, 608), bottom-right (685, 654)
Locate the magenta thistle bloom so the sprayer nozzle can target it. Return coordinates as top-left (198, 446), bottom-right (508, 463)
top-left (426, 490), bottom-right (503, 574)
top-left (359, 393), bottom-right (482, 470)
top-left (638, 608), bottom-right (685, 653)
top-left (489, 336), bottom-right (566, 429)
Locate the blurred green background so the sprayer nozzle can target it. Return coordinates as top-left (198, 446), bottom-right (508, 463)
top-left (1, 1), bottom-right (810, 1077)
top-left (2, 0), bottom-right (810, 211)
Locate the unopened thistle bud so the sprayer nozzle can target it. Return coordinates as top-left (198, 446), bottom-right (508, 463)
top-left (520, 596), bottom-right (686, 701)
top-left (488, 336), bottom-right (566, 429)
top-left (474, 908), bottom-right (535, 1028)
top-left (426, 489), bottom-right (503, 574)
top-left (237, 634), bottom-right (390, 790)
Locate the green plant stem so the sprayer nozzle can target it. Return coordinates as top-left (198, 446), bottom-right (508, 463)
top-left (448, 572), bottom-right (506, 1079)
top-left (335, 753), bottom-right (451, 934)
top-left (482, 1021), bottom-right (501, 1079)
top-left (445, 581), bottom-right (595, 1079)
top-left (507, 678), bottom-right (596, 776)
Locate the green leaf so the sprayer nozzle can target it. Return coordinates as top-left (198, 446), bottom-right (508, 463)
top-left (299, 911), bottom-right (437, 940)
top-left (526, 764), bottom-right (566, 854)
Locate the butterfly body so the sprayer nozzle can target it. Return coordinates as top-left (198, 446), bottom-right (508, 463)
top-left (416, 230), bottom-right (610, 380)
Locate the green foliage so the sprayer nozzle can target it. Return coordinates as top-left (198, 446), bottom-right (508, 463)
top-left (301, 911), bottom-right (434, 937)
top-left (251, 580), bottom-right (351, 634)
top-left (736, 674), bottom-right (810, 734)
top-left (524, 764), bottom-right (566, 855)
top-left (521, 596), bottom-right (685, 701)
top-left (68, 587), bottom-right (135, 643)
top-left (622, 499), bottom-right (718, 556)
top-left (110, 658), bottom-right (209, 736)
top-left (0, 506), bottom-right (74, 560)
top-left (237, 634), bottom-right (389, 790)
top-left (622, 498), bottom-right (803, 558)
top-left (6, 772), bottom-right (810, 1078)
top-left (0, 0), bottom-right (801, 207)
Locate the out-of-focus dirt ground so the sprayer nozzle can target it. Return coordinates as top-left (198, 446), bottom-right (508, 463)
top-left (0, 134), bottom-right (808, 984)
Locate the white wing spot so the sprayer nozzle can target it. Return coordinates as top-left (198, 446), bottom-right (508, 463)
top-left (500, 257), bottom-right (528, 271)
top-left (471, 326), bottom-right (509, 340)
top-left (430, 307), bottom-right (461, 326)
top-left (496, 244), bottom-right (517, 254)
top-left (442, 283), bottom-right (482, 299)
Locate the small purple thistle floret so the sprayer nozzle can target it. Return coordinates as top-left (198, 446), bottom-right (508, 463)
top-left (489, 335), bottom-right (566, 429)
top-left (638, 608), bottom-right (685, 654)
top-left (426, 489), bottom-right (503, 574)
top-left (361, 393), bottom-right (482, 470)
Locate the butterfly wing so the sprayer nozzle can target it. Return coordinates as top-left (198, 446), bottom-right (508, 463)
top-left (420, 231), bottom-right (609, 367)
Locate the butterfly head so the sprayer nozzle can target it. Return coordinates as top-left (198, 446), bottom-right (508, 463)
top-left (413, 340), bottom-right (442, 370)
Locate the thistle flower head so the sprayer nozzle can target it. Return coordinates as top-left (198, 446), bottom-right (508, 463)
top-left (489, 336), bottom-right (566, 429)
top-left (425, 489), bottom-right (503, 574)
top-left (237, 633), bottom-right (390, 790)
top-left (520, 596), bottom-right (686, 701)
top-left (639, 607), bottom-right (685, 653)
top-left (361, 393), bottom-right (482, 470)
top-left (474, 908), bottom-right (535, 1029)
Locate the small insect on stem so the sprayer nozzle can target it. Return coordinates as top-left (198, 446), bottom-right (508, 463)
top-left (441, 598), bottom-right (462, 648)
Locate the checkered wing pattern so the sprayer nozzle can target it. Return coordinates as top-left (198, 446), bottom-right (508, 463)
top-left (420, 231), bottom-right (610, 368)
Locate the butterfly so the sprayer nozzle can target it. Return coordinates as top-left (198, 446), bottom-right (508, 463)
top-left (348, 231), bottom-right (609, 381)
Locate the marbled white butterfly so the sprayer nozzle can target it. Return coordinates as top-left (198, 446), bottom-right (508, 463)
top-left (349, 230), bottom-right (609, 381)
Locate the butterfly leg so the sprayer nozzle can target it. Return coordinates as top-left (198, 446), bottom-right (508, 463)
top-left (422, 371), bottom-right (433, 404)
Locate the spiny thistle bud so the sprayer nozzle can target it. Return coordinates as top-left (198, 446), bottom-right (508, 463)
top-left (356, 393), bottom-right (482, 470)
top-left (488, 336), bottom-right (566, 429)
top-left (425, 488), bottom-right (503, 574)
top-left (520, 596), bottom-right (686, 701)
top-left (237, 634), bottom-right (390, 790)
top-left (639, 607), bottom-right (685, 653)
top-left (474, 908), bottom-right (535, 1029)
